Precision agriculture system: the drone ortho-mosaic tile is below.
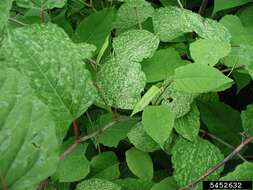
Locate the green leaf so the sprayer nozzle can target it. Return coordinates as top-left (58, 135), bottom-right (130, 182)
top-left (213, 0), bottom-right (251, 15)
top-left (220, 162), bottom-right (253, 181)
top-left (190, 39), bottom-right (231, 66)
top-left (232, 70), bottom-right (251, 94)
top-left (54, 140), bottom-right (90, 182)
top-left (151, 177), bottom-right (178, 190)
top-left (142, 48), bottom-right (187, 82)
top-left (238, 4), bottom-right (253, 27)
top-left (114, 0), bottom-right (154, 29)
top-left (76, 178), bottom-right (121, 190)
top-left (131, 85), bottom-right (160, 116)
top-left (174, 63), bottom-right (234, 93)
top-left (0, 0), bottom-right (13, 32)
top-left (0, 68), bottom-right (58, 190)
top-left (113, 29), bottom-right (159, 62)
top-left (127, 122), bottom-right (160, 152)
top-left (90, 151), bottom-right (120, 180)
top-left (198, 100), bottom-right (243, 154)
top-left (1, 24), bottom-right (97, 141)
top-left (15, 0), bottom-right (67, 9)
top-left (174, 103), bottom-right (200, 141)
top-left (115, 178), bottom-right (154, 190)
top-left (160, 82), bottom-right (196, 118)
top-left (172, 137), bottom-right (224, 190)
top-left (98, 118), bottom-right (137, 147)
top-left (126, 147), bottom-right (153, 181)
top-left (153, 6), bottom-right (231, 43)
top-left (241, 104), bottom-right (253, 136)
top-left (142, 105), bottom-right (175, 147)
top-left (74, 8), bottom-right (116, 52)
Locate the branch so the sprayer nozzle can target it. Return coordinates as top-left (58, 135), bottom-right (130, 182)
top-left (198, 0), bottom-right (208, 15)
top-left (179, 136), bottom-right (253, 190)
top-left (200, 129), bottom-right (247, 162)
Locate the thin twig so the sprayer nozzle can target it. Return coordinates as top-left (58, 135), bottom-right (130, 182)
top-left (179, 136), bottom-right (253, 190)
top-left (36, 178), bottom-right (48, 190)
top-left (177, 0), bottom-right (184, 8)
top-left (134, 7), bottom-right (142, 30)
top-left (198, 0), bottom-right (208, 15)
top-left (8, 18), bottom-right (27, 26)
top-left (72, 121), bottom-right (80, 142)
top-left (221, 65), bottom-right (244, 73)
top-left (200, 129), bottom-right (247, 162)
top-left (59, 142), bottom-right (79, 160)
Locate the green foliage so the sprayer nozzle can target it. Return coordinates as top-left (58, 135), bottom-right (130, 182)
top-left (1, 1), bottom-right (253, 190)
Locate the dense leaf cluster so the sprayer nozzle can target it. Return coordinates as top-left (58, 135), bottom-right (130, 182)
top-left (0, 0), bottom-right (253, 190)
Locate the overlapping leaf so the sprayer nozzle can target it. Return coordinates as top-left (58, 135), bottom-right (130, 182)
top-left (1, 24), bottom-right (97, 141)
top-left (0, 0), bottom-right (13, 32)
top-left (0, 68), bottom-right (58, 190)
top-left (241, 104), bottom-right (253, 136)
top-left (76, 178), bottom-right (121, 190)
top-left (15, 0), bottom-right (67, 9)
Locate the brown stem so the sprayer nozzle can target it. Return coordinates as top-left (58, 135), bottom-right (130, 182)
top-left (200, 129), bottom-right (247, 162)
top-left (179, 136), bottom-right (253, 190)
top-left (36, 178), bottom-right (48, 190)
top-left (72, 121), bottom-right (80, 142)
top-left (198, 0), bottom-right (208, 15)
top-left (0, 175), bottom-right (8, 190)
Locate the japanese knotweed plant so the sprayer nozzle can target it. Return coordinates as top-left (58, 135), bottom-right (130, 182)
top-left (1, 0), bottom-right (253, 190)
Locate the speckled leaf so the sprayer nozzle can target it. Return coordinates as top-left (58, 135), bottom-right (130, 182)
top-left (1, 24), bottom-right (97, 141)
top-left (241, 104), bottom-right (253, 136)
top-left (0, 0), bottom-right (13, 32)
top-left (113, 30), bottom-right (159, 62)
top-left (90, 151), bottom-right (120, 180)
top-left (142, 105), bottom-right (175, 147)
top-left (114, 0), bottom-right (154, 29)
top-left (54, 140), bottom-right (90, 182)
top-left (115, 178), bottom-right (154, 190)
top-left (190, 39), bottom-right (231, 66)
top-left (174, 103), bottom-right (200, 141)
top-left (15, 0), bottom-right (67, 9)
top-left (126, 147), bottom-right (153, 181)
top-left (142, 48), bottom-right (187, 82)
top-left (161, 82), bottom-right (196, 118)
top-left (127, 122), bottom-right (160, 152)
top-left (172, 137), bottom-right (224, 190)
top-left (0, 68), bottom-right (58, 190)
top-left (174, 63), bottom-right (233, 93)
top-left (75, 178), bottom-right (121, 190)
top-left (153, 6), bottom-right (231, 43)
top-left (220, 162), bottom-right (253, 181)
top-left (98, 57), bottom-right (146, 109)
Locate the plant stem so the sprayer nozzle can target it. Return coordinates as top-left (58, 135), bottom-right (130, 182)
top-left (198, 0), bottom-right (208, 15)
top-left (179, 136), bottom-right (253, 190)
top-left (8, 18), bottom-right (27, 26)
top-left (177, 0), bottom-right (184, 8)
top-left (72, 121), bottom-right (80, 142)
top-left (134, 7), bottom-right (142, 30)
top-left (200, 129), bottom-right (247, 162)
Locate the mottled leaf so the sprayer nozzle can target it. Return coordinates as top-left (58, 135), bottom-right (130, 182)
top-left (115, 178), bottom-right (154, 190)
top-left (174, 63), bottom-right (233, 93)
top-left (1, 24), bottom-right (97, 141)
top-left (142, 105), bottom-right (175, 147)
top-left (172, 137), bottom-right (224, 190)
top-left (126, 147), bottom-right (153, 181)
top-left (76, 178), bottom-right (121, 190)
top-left (0, 68), bottom-right (58, 190)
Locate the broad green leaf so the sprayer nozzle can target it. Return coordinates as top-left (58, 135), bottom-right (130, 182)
top-left (153, 6), bottom-right (231, 43)
top-left (174, 63), bottom-right (233, 93)
top-left (172, 137), bottom-right (224, 190)
top-left (233, 70), bottom-right (251, 94)
top-left (1, 24), bottom-right (97, 141)
top-left (160, 82), bottom-right (196, 118)
top-left (174, 103), bottom-right (200, 141)
top-left (90, 151), bottom-right (120, 180)
top-left (220, 162), bottom-right (253, 181)
top-left (151, 177), bottom-right (178, 190)
top-left (15, 0), bottom-right (67, 9)
top-left (114, 0), bottom-right (154, 29)
top-left (237, 44), bottom-right (253, 78)
top-left (98, 57), bottom-right (146, 109)
top-left (76, 178), bottom-right (121, 190)
top-left (113, 29), bottom-right (159, 62)
top-left (54, 140), bottom-right (90, 182)
top-left (126, 148), bottom-right (153, 181)
top-left (74, 8), bottom-right (116, 52)
top-left (142, 48), bottom-right (187, 82)
top-left (213, 0), bottom-right (251, 15)
top-left (198, 100), bottom-right (243, 154)
top-left (0, 68), bottom-right (58, 190)
top-left (142, 105), bottom-right (175, 146)
top-left (238, 4), bottom-right (253, 27)
top-left (190, 39), bottom-right (231, 66)
top-left (241, 104), bottom-right (253, 136)
top-left (97, 117), bottom-right (137, 147)
top-left (115, 178), bottom-right (154, 190)
top-left (127, 123), bottom-right (160, 152)
top-left (131, 85), bottom-right (160, 116)
top-left (0, 0), bottom-right (13, 32)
